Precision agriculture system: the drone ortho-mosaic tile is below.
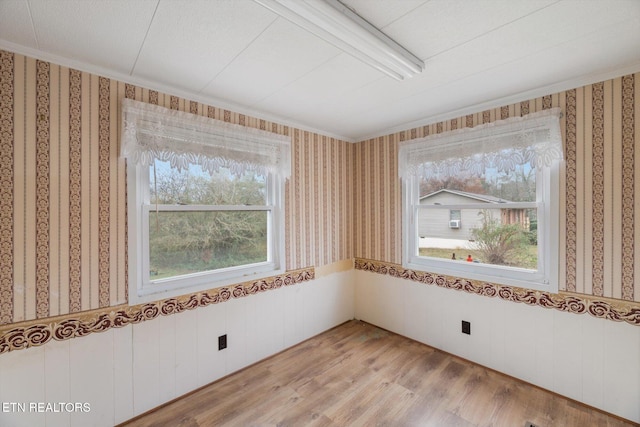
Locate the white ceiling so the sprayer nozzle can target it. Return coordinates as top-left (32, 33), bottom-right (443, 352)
top-left (1, 0), bottom-right (639, 142)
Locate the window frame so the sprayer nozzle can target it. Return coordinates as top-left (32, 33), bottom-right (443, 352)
top-left (128, 161), bottom-right (285, 304)
top-left (399, 109), bottom-right (563, 294)
top-left (121, 99), bottom-right (290, 304)
top-left (402, 163), bottom-right (560, 292)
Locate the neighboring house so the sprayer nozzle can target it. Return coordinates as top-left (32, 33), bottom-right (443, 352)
top-left (418, 189), bottom-right (528, 241)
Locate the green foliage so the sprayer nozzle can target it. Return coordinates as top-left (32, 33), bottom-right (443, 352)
top-left (471, 210), bottom-right (529, 266)
top-left (148, 164), bottom-right (268, 279)
top-left (151, 166), bottom-right (266, 205)
top-left (526, 219), bottom-right (538, 245)
top-left (149, 211), bottom-right (267, 279)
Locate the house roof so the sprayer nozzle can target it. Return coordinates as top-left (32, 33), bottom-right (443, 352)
top-left (419, 189), bottom-right (510, 204)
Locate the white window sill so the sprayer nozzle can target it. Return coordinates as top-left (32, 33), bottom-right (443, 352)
top-left (130, 262), bottom-right (284, 305)
top-left (404, 257), bottom-right (558, 294)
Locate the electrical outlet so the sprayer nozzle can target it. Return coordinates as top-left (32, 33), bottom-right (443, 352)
top-left (218, 334), bottom-right (227, 350)
top-left (461, 320), bottom-right (471, 335)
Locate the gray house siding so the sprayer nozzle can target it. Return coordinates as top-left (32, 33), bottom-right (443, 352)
top-left (418, 191), bottom-right (501, 241)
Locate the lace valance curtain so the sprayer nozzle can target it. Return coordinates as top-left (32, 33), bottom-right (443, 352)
top-left (121, 99), bottom-right (291, 178)
top-left (398, 108), bottom-right (564, 180)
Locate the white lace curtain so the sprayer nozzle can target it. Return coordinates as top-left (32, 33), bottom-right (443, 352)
top-left (121, 99), bottom-right (291, 178)
top-left (398, 108), bottom-right (564, 180)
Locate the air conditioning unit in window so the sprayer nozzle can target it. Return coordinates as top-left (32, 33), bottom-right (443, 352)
top-left (449, 220), bottom-right (461, 229)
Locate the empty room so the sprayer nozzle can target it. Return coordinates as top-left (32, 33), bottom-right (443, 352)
top-left (0, 0), bottom-right (639, 426)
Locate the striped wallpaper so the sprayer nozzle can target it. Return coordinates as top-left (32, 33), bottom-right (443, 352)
top-left (1, 47), bottom-right (638, 328)
top-left (0, 50), bottom-right (354, 326)
top-left (354, 74), bottom-right (640, 303)
top-left (289, 129), bottom-right (355, 270)
top-left (0, 52), bottom-right (129, 324)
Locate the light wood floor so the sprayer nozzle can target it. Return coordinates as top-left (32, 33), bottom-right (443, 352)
top-left (121, 320), bottom-right (636, 427)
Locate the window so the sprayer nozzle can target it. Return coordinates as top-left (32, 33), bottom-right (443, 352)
top-left (448, 210), bottom-right (461, 229)
top-left (400, 109), bottom-right (563, 292)
top-left (122, 99), bottom-right (290, 303)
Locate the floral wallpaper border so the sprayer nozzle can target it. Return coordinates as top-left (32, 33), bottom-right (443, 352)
top-left (355, 258), bottom-right (640, 326)
top-left (0, 267), bottom-right (314, 355)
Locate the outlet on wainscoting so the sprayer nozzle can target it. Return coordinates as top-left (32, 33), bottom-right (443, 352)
top-left (218, 334), bottom-right (227, 350)
top-left (461, 320), bottom-right (471, 335)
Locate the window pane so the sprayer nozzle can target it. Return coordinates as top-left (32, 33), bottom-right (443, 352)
top-left (148, 210), bottom-right (268, 280)
top-left (419, 164), bottom-right (536, 203)
top-left (417, 208), bottom-right (537, 270)
top-left (150, 160), bottom-right (267, 205)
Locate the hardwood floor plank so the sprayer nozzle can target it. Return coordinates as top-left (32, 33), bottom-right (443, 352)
top-left (119, 321), bottom-right (636, 427)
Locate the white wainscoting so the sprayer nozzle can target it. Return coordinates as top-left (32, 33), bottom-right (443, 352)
top-left (0, 270), bottom-right (355, 427)
top-left (2, 268), bottom-right (638, 425)
top-left (354, 269), bottom-right (640, 424)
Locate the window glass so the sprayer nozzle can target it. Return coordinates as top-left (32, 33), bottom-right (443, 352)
top-left (148, 210), bottom-right (268, 280)
top-left (417, 165), bottom-right (538, 270)
top-left (399, 109), bottom-right (562, 292)
top-left (122, 98), bottom-right (289, 303)
top-left (146, 160), bottom-right (270, 283)
top-left (150, 161), bottom-right (266, 206)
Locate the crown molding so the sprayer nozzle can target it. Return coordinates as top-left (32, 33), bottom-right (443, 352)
top-left (360, 60), bottom-right (640, 142)
top-left (0, 40), bottom-right (356, 143)
top-left (3, 40), bottom-right (639, 144)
